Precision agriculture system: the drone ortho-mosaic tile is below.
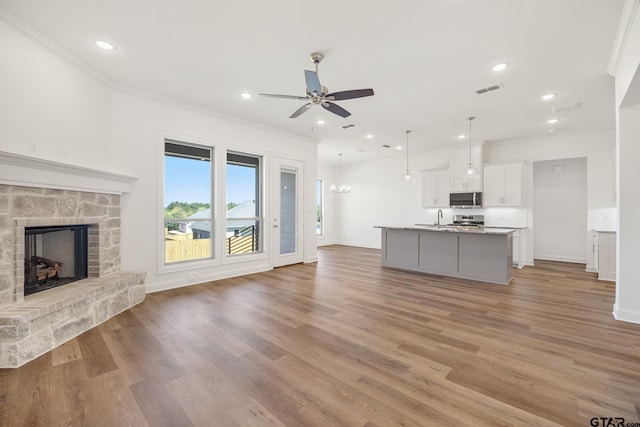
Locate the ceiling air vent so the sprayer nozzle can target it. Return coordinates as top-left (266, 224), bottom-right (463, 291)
top-left (552, 102), bottom-right (581, 114)
top-left (475, 84), bottom-right (503, 95)
top-left (382, 144), bottom-right (392, 148)
top-left (341, 124), bottom-right (356, 129)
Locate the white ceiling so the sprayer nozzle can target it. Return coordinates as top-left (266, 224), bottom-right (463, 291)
top-left (0, 0), bottom-right (624, 164)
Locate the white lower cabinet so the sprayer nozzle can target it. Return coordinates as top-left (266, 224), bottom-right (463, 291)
top-left (511, 229), bottom-right (526, 269)
top-left (512, 230), bottom-right (520, 267)
top-left (595, 231), bottom-right (616, 281)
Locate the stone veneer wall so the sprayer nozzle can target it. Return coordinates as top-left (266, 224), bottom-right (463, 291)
top-left (0, 184), bottom-right (122, 304)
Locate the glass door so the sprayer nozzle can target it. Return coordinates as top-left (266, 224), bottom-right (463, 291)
top-left (272, 157), bottom-right (304, 267)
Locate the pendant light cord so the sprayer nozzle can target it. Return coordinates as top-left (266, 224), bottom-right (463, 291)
top-left (405, 130), bottom-right (411, 173)
top-left (467, 117), bottom-right (475, 165)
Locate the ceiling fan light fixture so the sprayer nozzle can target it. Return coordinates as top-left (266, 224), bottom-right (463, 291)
top-left (260, 52), bottom-right (374, 119)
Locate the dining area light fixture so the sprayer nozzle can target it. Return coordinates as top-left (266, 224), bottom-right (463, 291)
top-left (465, 117), bottom-right (479, 177)
top-left (330, 153), bottom-right (351, 193)
top-left (400, 130), bottom-right (416, 184)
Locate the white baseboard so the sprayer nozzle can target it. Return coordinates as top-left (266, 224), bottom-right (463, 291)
top-left (146, 264), bottom-right (272, 294)
top-left (585, 264), bottom-right (597, 273)
top-left (613, 304), bottom-right (640, 324)
top-left (336, 240), bottom-right (381, 250)
top-left (534, 254), bottom-right (587, 264)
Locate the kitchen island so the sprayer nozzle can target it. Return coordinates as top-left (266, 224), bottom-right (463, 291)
top-left (376, 225), bottom-right (515, 285)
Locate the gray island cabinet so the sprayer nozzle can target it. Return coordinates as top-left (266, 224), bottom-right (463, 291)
top-left (376, 226), bottom-right (514, 285)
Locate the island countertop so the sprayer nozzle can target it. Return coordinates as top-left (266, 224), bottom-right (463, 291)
top-left (374, 224), bottom-right (515, 235)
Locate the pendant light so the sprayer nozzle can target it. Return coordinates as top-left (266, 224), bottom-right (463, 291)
top-left (464, 117), bottom-right (479, 177)
top-left (330, 153), bottom-right (350, 193)
top-left (400, 130), bottom-right (416, 184)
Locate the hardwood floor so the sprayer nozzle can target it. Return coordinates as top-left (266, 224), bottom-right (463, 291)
top-left (2, 245), bottom-right (639, 426)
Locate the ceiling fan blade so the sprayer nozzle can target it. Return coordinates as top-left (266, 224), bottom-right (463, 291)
top-left (259, 93), bottom-right (308, 100)
top-left (304, 70), bottom-right (322, 95)
top-left (322, 101), bottom-right (351, 118)
top-left (325, 88), bottom-right (375, 101)
top-left (289, 103), bottom-right (313, 118)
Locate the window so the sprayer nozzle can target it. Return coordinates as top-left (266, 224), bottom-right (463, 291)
top-left (316, 180), bottom-right (324, 236)
top-left (226, 152), bottom-right (262, 255)
top-left (164, 140), bottom-right (213, 263)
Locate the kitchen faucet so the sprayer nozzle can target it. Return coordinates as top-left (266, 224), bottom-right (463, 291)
top-left (437, 209), bottom-right (443, 228)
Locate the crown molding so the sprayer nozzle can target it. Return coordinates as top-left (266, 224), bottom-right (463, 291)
top-left (608, 0), bottom-right (640, 76)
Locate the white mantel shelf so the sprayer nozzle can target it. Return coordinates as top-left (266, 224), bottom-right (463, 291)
top-left (0, 151), bottom-right (138, 195)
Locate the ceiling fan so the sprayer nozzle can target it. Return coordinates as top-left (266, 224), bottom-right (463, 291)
top-left (259, 52), bottom-right (375, 119)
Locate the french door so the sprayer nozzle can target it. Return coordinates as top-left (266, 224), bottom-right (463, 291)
top-left (271, 157), bottom-right (304, 267)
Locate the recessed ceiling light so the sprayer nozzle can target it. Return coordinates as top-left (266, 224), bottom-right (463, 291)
top-left (547, 118), bottom-right (559, 124)
top-left (492, 63), bottom-right (509, 71)
top-left (458, 134), bottom-right (466, 139)
top-left (541, 93), bottom-right (556, 101)
top-left (95, 40), bottom-right (115, 50)
top-left (396, 145), bottom-right (403, 150)
top-left (240, 92), bottom-right (252, 99)
top-left (316, 119), bottom-right (325, 125)
top-left (365, 134), bottom-right (374, 139)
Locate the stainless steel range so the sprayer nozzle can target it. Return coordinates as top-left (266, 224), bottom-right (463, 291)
top-left (449, 214), bottom-right (485, 228)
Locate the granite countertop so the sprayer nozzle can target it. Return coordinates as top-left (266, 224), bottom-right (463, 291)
top-left (375, 225), bottom-right (516, 235)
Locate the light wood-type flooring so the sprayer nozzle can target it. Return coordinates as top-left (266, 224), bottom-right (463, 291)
top-left (2, 245), bottom-right (640, 426)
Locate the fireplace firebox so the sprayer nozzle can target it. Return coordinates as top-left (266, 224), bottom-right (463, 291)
top-left (24, 225), bottom-right (89, 296)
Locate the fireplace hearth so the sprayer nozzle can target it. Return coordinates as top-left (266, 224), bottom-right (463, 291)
top-left (24, 224), bottom-right (89, 296)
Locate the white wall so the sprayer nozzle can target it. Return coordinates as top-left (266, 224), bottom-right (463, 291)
top-left (609, 0), bottom-right (640, 324)
top-left (0, 17), bottom-right (319, 294)
top-left (0, 18), bottom-right (113, 169)
top-left (332, 148), bottom-right (451, 249)
top-left (316, 161), bottom-right (339, 246)
top-left (532, 158), bottom-right (588, 263)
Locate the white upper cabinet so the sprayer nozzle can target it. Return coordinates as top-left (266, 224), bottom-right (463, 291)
top-left (483, 161), bottom-right (524, 207)
top-left (450, 144), bottom-right (483, 192)
top-left (421, 169), bottom-right (450, 207)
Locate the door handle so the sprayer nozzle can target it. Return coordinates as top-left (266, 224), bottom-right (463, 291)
top-left (273, 225), bottom-right (278, 228)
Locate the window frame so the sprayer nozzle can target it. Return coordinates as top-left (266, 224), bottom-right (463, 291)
top-left (160, 138), bottom-right (216, 272)
top-left (225, 150), bottom-right (264, 257)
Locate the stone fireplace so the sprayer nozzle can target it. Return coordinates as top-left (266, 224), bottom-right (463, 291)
top-left (0, 155), bottom-right (145, 368)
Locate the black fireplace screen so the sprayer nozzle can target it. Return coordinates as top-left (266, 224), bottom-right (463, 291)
top-left (24, 225), bottom-right (88, 296)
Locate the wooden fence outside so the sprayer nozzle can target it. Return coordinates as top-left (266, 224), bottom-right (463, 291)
top-left (165, 235), bottom-right (256, 263)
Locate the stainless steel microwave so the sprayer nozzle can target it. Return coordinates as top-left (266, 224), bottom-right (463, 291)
top-left (450, 192), bottom-right (482, 208)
